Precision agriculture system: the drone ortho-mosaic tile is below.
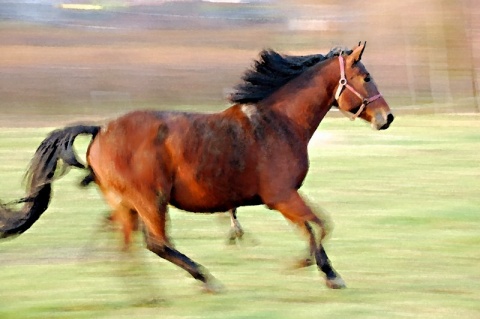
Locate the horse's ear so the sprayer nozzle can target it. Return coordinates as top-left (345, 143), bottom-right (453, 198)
top-left (348, 41), bottom-right (366, 65)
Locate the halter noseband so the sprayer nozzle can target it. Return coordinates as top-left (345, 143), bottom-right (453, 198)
top-left (334, 55), bottom-right (382, 121)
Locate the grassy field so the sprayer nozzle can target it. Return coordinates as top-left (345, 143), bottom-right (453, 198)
top-left (0, 113), bottom-right (479, 319)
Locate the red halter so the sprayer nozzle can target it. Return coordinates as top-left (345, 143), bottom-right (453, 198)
top-left (334, 55), bottom-right (382, 120)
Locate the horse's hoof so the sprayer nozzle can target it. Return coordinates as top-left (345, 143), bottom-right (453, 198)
top-left (234, 228), bottom-right (244, 239)
top-left (227, 234), bottom-right (237, 245)
top-left (326, 276), bottom-right (346, 289)
top-left (227, 228), bottom-right (244, 245)
top-left (202, 280), bottom-right (226, 294)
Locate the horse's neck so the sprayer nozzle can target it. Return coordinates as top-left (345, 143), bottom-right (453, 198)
top-left (266, 59), bottom-right (338, 143)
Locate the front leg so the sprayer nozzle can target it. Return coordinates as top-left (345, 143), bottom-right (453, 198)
top-left (291, 222), bottom-right (316, 268)
top-left (314, 244), bottom-right (346, 289)
top-left (270, 191), bottom-right (346, 289)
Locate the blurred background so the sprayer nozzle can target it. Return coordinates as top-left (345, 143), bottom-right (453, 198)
top-left (0, 0), bottom-right (479, 126)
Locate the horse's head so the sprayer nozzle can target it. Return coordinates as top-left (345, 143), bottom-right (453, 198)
top-left (334, 42), bottom-right (394, 130)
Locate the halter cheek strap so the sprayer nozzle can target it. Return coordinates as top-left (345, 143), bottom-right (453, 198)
top-left (335, 55), bottom-right (382, 121)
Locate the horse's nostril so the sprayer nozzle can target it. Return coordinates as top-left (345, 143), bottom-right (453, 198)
top-left (387, 113), bottom-right (394, 124)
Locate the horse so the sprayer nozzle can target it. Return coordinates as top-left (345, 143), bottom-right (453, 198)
top-left (96, 49), bottom-right (340, 250)
top-left (0, 42), bottom-right (394, 292)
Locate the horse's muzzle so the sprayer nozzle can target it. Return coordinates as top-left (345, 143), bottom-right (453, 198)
top-left (373, 112), bottom-right (394, 130)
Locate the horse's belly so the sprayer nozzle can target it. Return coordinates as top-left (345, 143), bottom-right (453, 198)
top-left (170, 196), bottom-right (262, 213)
top-left (169, 178), bottom-right (260, 213)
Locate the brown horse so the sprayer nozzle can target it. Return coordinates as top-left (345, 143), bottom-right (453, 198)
top-left (0, 43), bottom-right (393, 292)
top-left (95, 49), bottom-right (336, 249)
top-left (96, 48), bottom-right (350, 249)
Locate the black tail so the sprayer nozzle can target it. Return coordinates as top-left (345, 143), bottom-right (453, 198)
top-left (0, 124), bottom-right (100, 239)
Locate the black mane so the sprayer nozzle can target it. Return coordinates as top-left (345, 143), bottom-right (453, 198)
top-left (229, 47), bottom-right (349, 104)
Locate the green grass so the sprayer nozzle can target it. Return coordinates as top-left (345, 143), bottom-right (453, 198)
top-left (0, 114), bottom-right (479, 319)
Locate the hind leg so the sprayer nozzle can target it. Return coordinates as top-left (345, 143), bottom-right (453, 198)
top-left (100, 186), bottom-right (140, 250)
top-left (134, 194), bottom-right (223, 293)
top-left (106, 208), bottom-right (139, 250)
top-left (271, 191), bottom-right (346, 289)
top-left (145, 236), bottom-right (223, 293)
